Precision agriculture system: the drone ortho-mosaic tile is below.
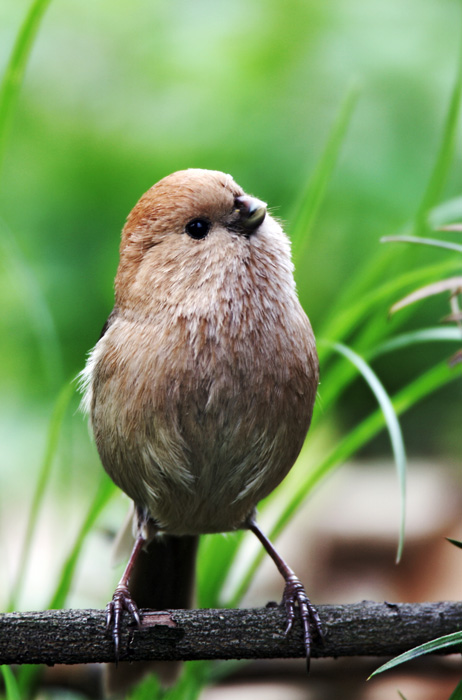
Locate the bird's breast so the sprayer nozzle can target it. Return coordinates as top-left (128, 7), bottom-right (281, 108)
top-left (88, 289), bottom-right (317, 535)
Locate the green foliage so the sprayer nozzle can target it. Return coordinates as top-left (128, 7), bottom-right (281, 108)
top-left (383, 235), bottom-right (462, 254)
top-left (290, 81), bottom-right (360, 265)
top-left (48, 473), bottom-right (115, 610)
top-left (8, 379), bottom-right (74, 612)
top-left (0, 0), bottom-right (53, 172)
top-left (415, 41), bottom-right (462, 233)
top-left (126, 662), bottom-right (212, 700)
top-left (0, 217), bottom-right (63, 388)
top-left (0, 666), bottom-right (21, 700)
top-left (327, 341), bottom-right (407, 563)
top-left (369, 630), bottom-right (462, 679)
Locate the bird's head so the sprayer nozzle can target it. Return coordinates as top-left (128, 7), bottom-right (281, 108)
top-left (115, 169), bottom-right (292, 315)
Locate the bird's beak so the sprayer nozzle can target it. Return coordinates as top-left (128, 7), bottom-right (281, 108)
top-left (234, 195), bottom-right (267, 232)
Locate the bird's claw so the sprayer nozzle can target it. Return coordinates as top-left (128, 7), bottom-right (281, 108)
top-left (282, 574), bottom-right (323, 671)
top-left (106, 584), bottom-right (141, 663)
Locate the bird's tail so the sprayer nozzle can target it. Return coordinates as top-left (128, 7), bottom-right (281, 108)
top-left (105, 531), bottom-right (198, 696)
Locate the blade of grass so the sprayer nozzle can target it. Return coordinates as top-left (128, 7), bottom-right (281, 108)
top-left (128, 661), bottom-right (212, 700)
top-left (324, 244), bottom-right (402, 318)
top-left (0, 0), bottom-right (61, 387)
top-left (126, 674), bottom-right (163, 700)
top-left (320, 185), bottom-right (462, 338)
top-left (313, 324), bottom-right (462, 434)
top-left (291, 82), bottom-right (360, 264)
top-left (16, 472), bottom-right (116, 695)
top-left (313, 305), bottom-right (416, 426)
top-left (197, 532), bottom-right (244, 608)
top-left (0, 666), bottom-right (21, 700)
top-left (49, 472), bottom-right (115, 609)
top-left (7, 379), bottom-right (75, 612)
top-left (373, 327), bottom-right (462, 356)
top-left (318, 257), bottom-right (462, 359)
top-left (0, 216), bottom-right (63, 388)
top-left (328, 342), bottom-right (406, 562)
top-left (382, 235), bottom-right (462, 254)
top-left (369, 630), bottom-right (462, 678)
top-left (311, 289), bottom-right (426, 433)
top-left (227, 358), bottom-right (460, 606)
top-left (0, 0), bottom-right (54, 175)
top-left (415, 41), bottom-right (462, 233)
top-left (171, 662), bottom-right (212, 700)
top-left (390, 277), bottom-right (462, 315)
top-left (429, 196), bottom-right (462, 227)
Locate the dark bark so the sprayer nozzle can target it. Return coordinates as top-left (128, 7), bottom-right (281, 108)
top-left (1, 601), bottom-right (461, 666)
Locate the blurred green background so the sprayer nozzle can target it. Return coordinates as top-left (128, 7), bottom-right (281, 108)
top-left (1, 0), bottom-right (461, 624)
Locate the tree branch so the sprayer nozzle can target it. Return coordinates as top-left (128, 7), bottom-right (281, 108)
top-left (1, 602), bottom-right (461, 666)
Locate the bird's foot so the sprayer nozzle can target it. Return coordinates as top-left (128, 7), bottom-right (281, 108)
top-left (282, 574), bottom-right (323, 671)
top-left (106, 584), bottom-right (141, 662)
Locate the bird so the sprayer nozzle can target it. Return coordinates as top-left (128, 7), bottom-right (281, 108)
top-left (80, 168), bottom-right (322, 688)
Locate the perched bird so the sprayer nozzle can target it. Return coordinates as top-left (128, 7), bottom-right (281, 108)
top-left (80, 168), bottom-right (321, 688)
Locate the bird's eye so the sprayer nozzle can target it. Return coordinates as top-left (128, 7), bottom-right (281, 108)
top-left (185, 218), bottom-right (210, 240)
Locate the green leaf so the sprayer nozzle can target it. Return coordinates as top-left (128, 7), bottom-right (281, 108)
top-left (291, 82), bottom-right (359, 264)
top-left (318, 257), bottom-right (462, 358)
top-left (389, 276), bottom-right (462, 316)
top-left (126, 660), bottom-right (232, 700)
top-left (0, 217), bottom-right (63, 388)
top-left (415, 42), bottom-right (462, 232)
top-left (314, 324), bottom-right (462, 435)
top-left (0, 0), bottom-right (54, 173)
top-left (446, 537), bottom-right (462, 550)
top-left (382, 235), bottom-right (462, 254)
top-left (8, 380), bottom-right (75, 611)
top-left (429, 196), bottom-right (462, 227)
top-left (49, 473), bottom-right (115, 610)
top-left (197, 532), bottom-right (244, 608)
top-left (0, 666), bottom-right (21, 700)
top-left (17, 473), bottom-right (116, 695)
top-left (127, 673), bottom-right (163, 699)
top-left (369, 630), bottom-right (462, 678)
top-left (328, 342), bottom-right (407, 562)
top-left (321, 193), bottom-right (462, 346)
top-left (373, 327), bottom-right (462, 357)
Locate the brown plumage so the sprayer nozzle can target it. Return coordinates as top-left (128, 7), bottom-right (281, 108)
top-left (81, 168), bottom-right (321, 692)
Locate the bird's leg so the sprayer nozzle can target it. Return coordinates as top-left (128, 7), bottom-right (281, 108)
top-left (106, 533), bottom-right (145, 662)
top-left (248, 518), bottom-right (323, 670)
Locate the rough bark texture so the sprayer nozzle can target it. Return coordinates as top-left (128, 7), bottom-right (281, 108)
top-left (1, 602), bottom-right (461, 666)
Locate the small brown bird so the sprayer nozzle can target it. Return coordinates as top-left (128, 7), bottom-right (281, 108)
top-left (81, 168), bottom-right (321, 685)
